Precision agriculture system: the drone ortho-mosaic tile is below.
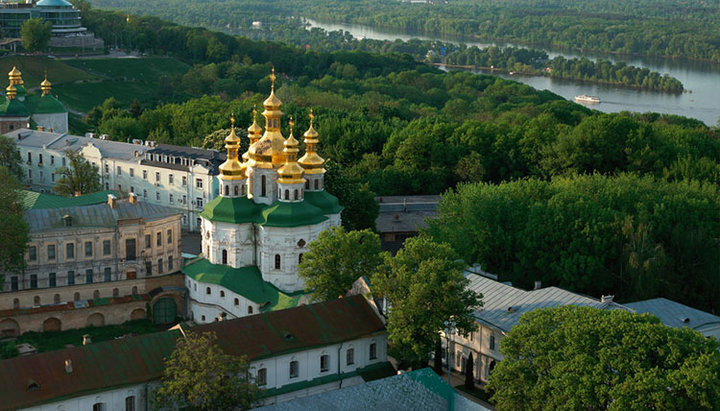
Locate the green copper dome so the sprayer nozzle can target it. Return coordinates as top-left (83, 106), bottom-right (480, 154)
top-left (36, 0), bottom-right (73, 7)
top-left (261, 201), bottom-right (327, 227)
top-left (304, 190), bottom-right (343, 215)
top-left (0, 98), bottom-right (29, 117)
top-left (33, 94), bottom-right (67, 114)
top-left (200, 196), bottom-right (262, 224)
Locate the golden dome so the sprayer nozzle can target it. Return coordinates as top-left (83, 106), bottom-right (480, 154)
top-left (298, 109), bottom-right (325, 174)
top-left (248, 69), bottom-right (285, 168)
top-left (40, 75), bottom-right (52, 96)
top-left (263, 68), bottom-right (283, 110)
top-left (8, 66), bottom-right (22, 86)
top-left (247, 106), bottom-right (263, 136)
top-left (5, 84), bottom-right (16, 100)
top-left (278, 117), bottom-right (306, 184)
top-left (219, 115), bottom-right (245, 180)
top-left (8, 66), bottom-right (21, 78)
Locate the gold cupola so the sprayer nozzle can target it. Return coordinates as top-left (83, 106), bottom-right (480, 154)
top-left (40, 75), bottom-right (52, 96)
top-left (8, 66), bottom-right (22, 86)
top-left (218, 115), bottom-right (245, 180)
top-left (248, 68), bottom-right (286, 168)
top-left (298, 109), bottom-right (325, 174)
top-left (277, 117), bottom-right (306, 185)
top-left (5, 84), bottom-right (16, 100)
top-left (243, 105), bottom-right (263, 163)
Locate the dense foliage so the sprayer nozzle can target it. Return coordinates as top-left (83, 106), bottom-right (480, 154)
top-left (372, 236), bottom-right (482, 369)
top-left (20, 18), bottom-right (52, 52)
top-left (427, 174), bottom-right (720, 312)
top-left (0, 165), bottom-right (29, 286)
top-left (53, 150), bottom-right (102, 196)
top-left (89, 0), bottom-right (720, 63)
top-left (487, 306), bottom-right (720, 410)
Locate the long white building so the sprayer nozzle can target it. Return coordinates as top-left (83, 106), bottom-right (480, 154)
top-left (8, 128), bottom-right (223, 232)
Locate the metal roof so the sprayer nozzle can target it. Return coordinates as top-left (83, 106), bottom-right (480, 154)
top-left (0, 295), bottom-right (384, 410)
top-left (466, 273), bottom-right (628, 333)
top-left (24, 197), bottom-right (179, 232)
top-left (624, 298), bottom-right (720, 333)
top-left (22, 190), bottom-right (117, 210)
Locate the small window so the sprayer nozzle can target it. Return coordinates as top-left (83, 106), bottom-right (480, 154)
top-left (261, 175), bottom-right (266, 196)
top-left (113, 288), bottom-right (119, 297)
top-left (369, 342), bottom-right (377, 360)
top-left (320, 354), bottom-right (330, 372)
top-left (196, 178), bottom-right (203, 188)
top-left (34, 296), bottom-right (40, 306)
top-left (54, 293), bottom-right (60, 304)
top-left (346, 348), bottom-right (355, 365)
top-left (84, 241), bottom-right (93, 257)
top-left (117, 166), bottom-right (122, 175)
top-left (169, 193), bottom-right (173, 203)
top-left (93, 290), bottom-right (100, 299)
top-left (143, 189), bottom-right (147, 198)
top-left (28, 246), bottom-right (37, 261)
top-left (248, 306), bottom-right (253, 314)
top-left (294, 190), bottom-right (298, 200)
top-left (103, 240), bottom-right (111, 255)
top-left (47, 244), bottom-right (56, 260)
top-left (274, 254), bottom-right (281, 270)
top-left (50, 155), bottom-right (54, 165)
top-left (167, 229), bottom-right (173, 244)
top-left (257, 368), bottom-right (267, 386)
top-left (284, 189), bottom-right (289, 200)
top-left (132, 286), bottom-right (138, 295)
top-left (289, 360), bottom-right (299, 378)
top-left (224, 185), bottom-right (229, 196)
top-left (67, 271), bottom-right (75, 285)
top-left (104, 267), bottom-right (112, 282)
top-left (305, 180), bottom-right (310, 189)
top-left (49, 272), bottom-right (56, 287)
top-left (206, 287), bottom-right (211, 295)
top-left (130, 168), bottom-right (134, 177)
top-left (298, 253), bottom-right (303, 264)
top-left (30, 275), bottom-right (38, 289)
top-left (234, 185), bottom-right (239, 196)
top-left (66, 243), bottom-right (74, 259)
top-left (234, 298), bottom-right (239, 306)
top-left (457, 350), bottom-right (462, 367)
top-left (169, 174), bottom-right (174, 185)
top-left (182, 176), bottom-right (187, 186)
top-left (92, 402), bottom-right (105, 411)
top-left (155, 172), bottom-right (160, 182)
top-left (85, 269), bottom-right (93, 284)
top-left (168, 256), bottom-right (174, 270)
top-left (220, 290), bottom-right (225, 298)
top-left (157, 232), bottom-right (162, 247)
top-left (315, 179), bottom-right (319, 190)
top-left (201, 315), bottom-right (206, 321)
top-left (158, 258), bottom-right (163, 274)
top-left (143, 170), bottom-right (147, 179)
top-left (156, 192), bottom-right (160, 201)
top-left (222, 249), bottom-right (228, 264)
top-left (125, 395), bottom-right (136, 411)
top-left (145, 234), bottom-right (151, 249)
top-left (11, 277), bottom-right (18, 291)
top-left (74, 292), bottom-right (80, 301)
top-left (145, 261), bottom-right (152, 276)
top-left (489, 335), bottom-right (496, 351)
top-left (13, 298), bottom-right (19, 308)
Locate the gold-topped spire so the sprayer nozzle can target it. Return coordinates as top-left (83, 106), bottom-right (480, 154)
top-left (5, 84), bottom-right (16, 100)
top-left (8, 66), bottom-right (22, 86)
top-left (248, 68), bottom-right (285, 167)
top-left (263, 67), bottom-right (282, 112)
top-left (40, 72), bottom-right (52, 96)
top-left (218, 115), bottom-right (245, 180)
top-left (278, 115), bottom-right (306, 185)
top-left (243, 105), bottom-right (263, 164)
top-left (298, 109), bottom-right (325, 174)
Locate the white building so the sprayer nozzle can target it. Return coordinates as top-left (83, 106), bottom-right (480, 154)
top-left (446, 272), bottom-right (628, 383)
top-left (184, 71), bottom-right (343, 323)
top-left (0, 295), bottom-right (389, 411)
top-left (8, 129), bottom-right (222, 232)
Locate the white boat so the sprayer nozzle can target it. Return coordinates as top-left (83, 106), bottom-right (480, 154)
top-left (574, 95), bottom-right (600, 104)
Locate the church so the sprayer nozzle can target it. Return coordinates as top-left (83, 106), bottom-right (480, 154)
top-left (0, 66), bottom-right (68, 134)
top-left (183, 70), bottom-right (343, 323)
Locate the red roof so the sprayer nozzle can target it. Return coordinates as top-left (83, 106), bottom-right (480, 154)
top-left (0, 295), bottom-right (384, 410)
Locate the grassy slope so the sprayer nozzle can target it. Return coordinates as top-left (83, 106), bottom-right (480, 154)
top-left (0, 56), bottom-right (190, 113)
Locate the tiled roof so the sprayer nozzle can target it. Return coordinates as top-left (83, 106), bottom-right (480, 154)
top-left (467, 273), bottom-right (628, 333)
top-left (182, 258), bottom-right (302, 310)
top-left (625, 298), bottom-right (720, 332)
top-left (22, 190), bottom-right (117, 210)
top-left (0, 295), bottom-right (384, 410)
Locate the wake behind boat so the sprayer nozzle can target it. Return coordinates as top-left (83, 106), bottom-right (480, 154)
top-left (574, 95), bottom-right (601, 104)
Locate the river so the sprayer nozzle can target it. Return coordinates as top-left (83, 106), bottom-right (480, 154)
top-left (305, 19), bottom-right (720, 126)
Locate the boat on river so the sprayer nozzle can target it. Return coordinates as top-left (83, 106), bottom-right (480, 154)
top-left (574, 95), bottom-right (601, 104)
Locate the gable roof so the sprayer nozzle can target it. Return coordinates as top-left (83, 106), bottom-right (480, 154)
top-left (625, 298), bottom-right (720, 334)
top-left (466, 273), bottom-right (628, 333)
top-left (0, 295), bottom-right (384, 410)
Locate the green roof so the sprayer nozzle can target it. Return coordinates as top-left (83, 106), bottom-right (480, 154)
top-left (0, 98), bottom-right (29, 117)
top-left (304, 190), bottom-right (344, 215)
top-left (261, 201), bottom-right (327, 227)
top-left (200, 195), bottom-right (263, 224)
top-left (182, 258), bottom-right (303, 310)
top-left (22, 190), bottom-right (118, 210)
top-left (29, 94), bottom-right (67, 114)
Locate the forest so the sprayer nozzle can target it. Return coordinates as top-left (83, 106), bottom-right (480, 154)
top-left (81, 0), bottom-right (686, 92)
top-left (69, 6), bottom-right (720, 312)
top-left (88, 0), bottom-right (720, 63)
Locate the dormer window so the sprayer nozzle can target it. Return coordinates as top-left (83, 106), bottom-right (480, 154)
top-left (62, 215), bottom-right (72, 227)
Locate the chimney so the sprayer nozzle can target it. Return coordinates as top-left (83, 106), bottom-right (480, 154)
top-left (64, 359), bottom-right (73, 374)
top-left (107, 194), bottom-right (117, 209)
top-left (129, 192), bottom-right (138, 205)
top-left (534, 281), bottom-right (542, 290)
top-left (82, 334), bottom-right (91, 345)
top-left (601, 295), bottom-right (614, 304)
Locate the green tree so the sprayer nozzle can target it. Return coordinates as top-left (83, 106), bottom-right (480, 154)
top-left (0, 166), bottom-right (29, 286)
top-left (324, 160), bottom-right (379, 231)
top-left (299, 227), bottom-right (383, 302)
top-left (487, 306), bottom-right (720, 410)
top-left (372, 236), bottom-right (482, 369)
top-left (20, 18), bottom-right (52, 52)
top-left (0, 135), bottom-right (24, 180)
top-left (155, 331), bottom-right (259, 411)
top-left (53, 150), bottom-right (102, 196)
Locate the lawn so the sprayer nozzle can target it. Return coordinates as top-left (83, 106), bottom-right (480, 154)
top-left (64, 57), bottom-right (190, 83)
top-left (14, 319), bottom-right (167, 354)
top-left (0, 55), bottom-right (98, 86)
top-left (54, 80), bottom-right (159, 112)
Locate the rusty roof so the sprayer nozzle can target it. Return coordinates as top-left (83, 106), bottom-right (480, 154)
top-left (0, 295), bottom-right (384, 410)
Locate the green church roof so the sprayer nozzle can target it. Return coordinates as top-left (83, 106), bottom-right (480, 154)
top-left (261, 201), bottom-right (328, 228)
top-left (182, 258), bottom-right (303, 311)
top-left (0, 98), bottom-right (29, 117)
top-left (200, 195), bottom-right (263, 224)
top-left (30, 94), bottom-right (67, 114)
top-left (304, 190), bottom-right (344, 215)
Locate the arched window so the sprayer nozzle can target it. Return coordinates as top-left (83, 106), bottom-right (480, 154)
top-left (274, 254), bottom-right (281, 269)
top-left (294, 190), bottom-right (298, 200)
top-left (241, 185), bottom-right (245, 195)
top-left (305, 180), bottom-right (310, 189)
top-left (206, 287), bottom-right (211, 295)
top-left (315, 179), bottom-right (319, 190)
top-left (234, 298), bottom-right (239, 306)
top-left (284, 189), bottom-right (289, 200)
top-left (248, 306), bottom-right (253, 314)
top-left (234, 185), bottom-right (239, 196)
top-left (299, 253), bottom-right (303, 264)
top-left (222, 249), bottom-right (228, 264)
top-left (261, 175), bottom-right (266, 196)
top-left (224, 185), bottom-right (229, 196)
top-left (220, 290), bottom-right (225, 298)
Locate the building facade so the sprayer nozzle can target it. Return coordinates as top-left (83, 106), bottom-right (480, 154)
top-left (0, 296), bottom-right (388, 411)
top-left (184, 71), bottom-right (343, 323)
top-left (9, 129), bottom-right (222, 232)
top-left (0, 192), bottom-right (184, 336)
